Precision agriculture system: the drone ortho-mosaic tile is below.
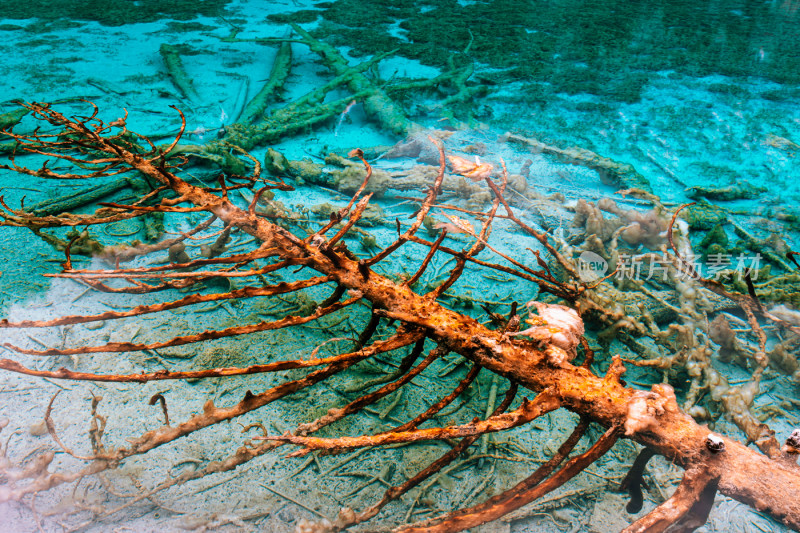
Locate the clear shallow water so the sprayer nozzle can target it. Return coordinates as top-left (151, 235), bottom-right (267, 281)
top-left (0, 1), bottom-right (798, 532)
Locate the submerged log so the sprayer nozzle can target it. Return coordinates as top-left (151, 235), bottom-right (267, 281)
top-left (504, 132), bottom-right (652, 192)
top-left (26, 176), bottom-right (142, 217)
top-left (159, 43), bottom-right (199, 103)
top-left (1, 103), bottom-right (799, 532)
top-left (67, 105), bottom-right (800, 530)
top-left (290, 23), bottom-right (421, 137)
top-left (238, 41), bottom-right (293, 125)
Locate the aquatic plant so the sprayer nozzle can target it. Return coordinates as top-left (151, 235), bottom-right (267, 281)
top-left (1, 101), bottom-right (799, 532)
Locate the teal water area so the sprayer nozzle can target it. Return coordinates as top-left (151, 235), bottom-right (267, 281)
top-left (0, 1), bottom-right (798, 532)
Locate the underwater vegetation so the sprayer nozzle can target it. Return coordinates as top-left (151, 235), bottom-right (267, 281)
top-left (0, 9), bottom-right (798, 533)
top-left (0, 0), bottom-right (232, 27)
top-left (283, 0), bottom-right (800, 103)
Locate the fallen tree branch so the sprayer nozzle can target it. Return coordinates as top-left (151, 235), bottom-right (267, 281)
top-left (1, 102), bottom-right (800, 532)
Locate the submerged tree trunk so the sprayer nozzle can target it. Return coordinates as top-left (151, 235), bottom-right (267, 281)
top-left (1, 102), bottom-right (798, 532)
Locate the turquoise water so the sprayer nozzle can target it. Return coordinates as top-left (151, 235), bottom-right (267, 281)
top-left (0, 1), bottom-right (798, 532)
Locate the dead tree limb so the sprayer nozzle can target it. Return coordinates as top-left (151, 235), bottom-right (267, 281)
top-left (1, 102), bottom-right (800, 532)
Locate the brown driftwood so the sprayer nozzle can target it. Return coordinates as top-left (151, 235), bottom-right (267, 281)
top-left (0, 102), bottom-right (799, 532)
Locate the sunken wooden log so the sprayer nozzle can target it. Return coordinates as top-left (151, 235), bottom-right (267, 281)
top-left (26, 176), bottom-right (142, 217)
top-left (237, 41), bottom-right (292, 125)
top-left (290, 23), bottom-right (420, 137)
top-left (504, 132), bottom-right (652, 192)
top-left (159, 43), bottom-right (199, 103)
top-left (1, 103), bottom-right (798, 531)
top-left (76, 109), bottom-right (800, 530)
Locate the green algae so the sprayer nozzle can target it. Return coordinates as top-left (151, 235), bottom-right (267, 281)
top-left (2, 0), bottom-right (232, 26)
top-left (754, 273), bottom-right (800, 308)
top-left (707, 83), bottom-right (752, 98)
top-left (302, 0), bottom-right (800, 105)
top-left (267, 10), bottom-right (321, 24)
top-left (165, 21), bottom-right (218, 33)
top-left (698, 223), bottom-right (729, 260)
top-left (683, 202), bottom-right (728, 230)
top-left (687, 184), bottom-right (767, 202)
